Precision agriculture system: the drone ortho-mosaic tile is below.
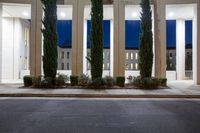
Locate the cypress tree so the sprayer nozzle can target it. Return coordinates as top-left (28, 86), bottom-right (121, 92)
top-left (139, 0), bottom-right (153, 78)
top-left (41, 0), bottom-right (58, 81)
top-left (90, 0), bottom-right (103, 80)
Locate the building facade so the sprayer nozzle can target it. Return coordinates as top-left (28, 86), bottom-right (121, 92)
top-left (0, 0), bottom-right (200, 84)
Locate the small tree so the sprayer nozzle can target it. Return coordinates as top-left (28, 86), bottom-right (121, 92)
top-left (139, 0), bottom-right (153, 78)
top-left (41, 0), bottom-right (58, 82)
top-left (90, 0), bottom-right (104, 80)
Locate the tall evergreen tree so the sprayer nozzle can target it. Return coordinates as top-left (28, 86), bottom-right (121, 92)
top-left (90, 0), bottom-right (103, 80)
top-left (139, 0), bottom-right (153, 78)
top-left (41, 0), bottom-right (58, 81)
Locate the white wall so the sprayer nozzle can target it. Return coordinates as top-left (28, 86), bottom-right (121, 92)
top-left (1, 18), bottom-right (30, 82)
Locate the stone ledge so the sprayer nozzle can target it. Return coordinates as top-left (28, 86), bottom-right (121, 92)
top-left (1, 93), bottom-right (200, 99)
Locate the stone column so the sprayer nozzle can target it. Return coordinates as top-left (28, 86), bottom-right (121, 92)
top-left (153, 0), bottom-right (166, 78)
top-left (71, 0), bottom-right (79, 75)
top-left (30, 0), bottom-right (42, 76)
top-left (113, 0), bottom-right (125, 77)
top-left (30, 0), bottom-right (37, 76)
top-left (176, 19), bottom-right (185, 80)
top-left (35, 0), bottom-right (42, 76)
top-left (196, 0), bottom-right (200, 84)
top-left (76, 0), bottom-right (85, 75)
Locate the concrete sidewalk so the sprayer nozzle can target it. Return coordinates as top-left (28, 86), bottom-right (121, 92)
top-left (0, 80), bottom-right (200, 98)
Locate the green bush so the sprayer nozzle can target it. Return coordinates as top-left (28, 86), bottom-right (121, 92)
top-left (56, 74), bottom-right (69, 86)
top-left (23, 75), bottom-right (34, 87)
top-left (116, 76), bottom-right (125, 87)
top-left (32, 76), bottom-right (42, 88)
top-left (133, 76), bottom-right (165, 89)
top-left (41, 77), bottom-right (53, 88)
top-left (88, 77), bottom-right (105, 89)
top-left (104, 76), bottom-right (114, 87)
top-left (70, 76), bottom-right (79, 86)
top-left (78, 74), bottom-right (90, 87)
top-left (142, 78), bottom-right (160, 89)
top-left (160, 78), bottom-right (167, 86)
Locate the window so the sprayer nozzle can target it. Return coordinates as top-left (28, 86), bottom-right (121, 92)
top-left (131, 63), bottom-right (133, 70)
top-left (67, 63), bottom-right (69, 70)
top-left (61, 63), bottom-right (65, 70)
top-left (61, 51), bottom-right (64, 59)
top-left (67, 52), bottom-right (70, 59)
top-left (107, 63), bottom-right (110, 69)
top-left (135, 53), bottom-right (138, 60)
top-left (170, 63), bottom-right (173, 68)
top-left (170, 53), bottom-right (173, 57)
top-left (131, 53), bottom-right (134, 60)
top-left (107, 52), bottom-right (110, 60)
top-left (135, 63), bottom-right (138, 70)
top-left (126, 53), bottom-right (129, 59)
top-left (125, 63), bottom-right (129, 70)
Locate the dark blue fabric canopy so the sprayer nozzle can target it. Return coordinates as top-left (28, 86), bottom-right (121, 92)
top-left (56, 20), bottom-right (193, 49)
top-left (125, 20), bottom-right (141, 49)
top-left (166, 20), bottom-right (176, 48)
top-left (185, 20), bottom-right (193, 48)
top-left (87, 20), bottom-right (110, 48)
top-left (57, 20), bottom-right (72, 48)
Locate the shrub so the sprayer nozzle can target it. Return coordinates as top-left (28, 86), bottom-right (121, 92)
top-left (78, 74), bottom-right (90, 87)
top-left (142, 78), bottom-right (160, 89)
top-left (32, 76), bottom-right (42, 88)
top-left (88, 77), bottom-right (105, 89)
top-left (116, 76), bottom-right (125, 87)
top-left (133, 76), bottom-right (164, 89)
top-left (104, 76), bottom-right (114, 87)
top-left (70, 76), bottom-right (79, 86)
top-left (41, 77), bottom-right (53, 88)
top-left (160, 78), bottom-right (167, 86)
top-left (23, 75), bottom-right (34, 87)
top-left (56, 74), bottom-right (69, 86)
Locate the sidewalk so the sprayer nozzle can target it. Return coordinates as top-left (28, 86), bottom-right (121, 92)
top-left (0, 80), bottom-right (200, 98)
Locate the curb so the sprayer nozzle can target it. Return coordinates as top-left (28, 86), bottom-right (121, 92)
top-left (1, 93), bottom-right (200, 98)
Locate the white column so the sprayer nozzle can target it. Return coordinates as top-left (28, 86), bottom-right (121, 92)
top-left (83, 19), bottom-right (87, 74)
top-left (0, 4), bottom-right (2, 82)
top-left (196, 0), bottom-right (200, 84)
top-left (110, 19), bottom-right (114, 77)
top-left (193, 4), bottom-right (197, 83)
top-left (152, 6), bottom-right (155, 77)
top-left (176, 19), bottom-right (185, 80)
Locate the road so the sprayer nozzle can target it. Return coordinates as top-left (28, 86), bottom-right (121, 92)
top-left (0, 98), bottom-right (200, 133)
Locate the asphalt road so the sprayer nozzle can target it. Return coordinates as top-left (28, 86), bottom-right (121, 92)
top-left (0, 98), bottom-right (200, 133)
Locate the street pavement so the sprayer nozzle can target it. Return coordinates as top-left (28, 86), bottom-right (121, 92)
top-left (0, 98), bottom-right (200, 133)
